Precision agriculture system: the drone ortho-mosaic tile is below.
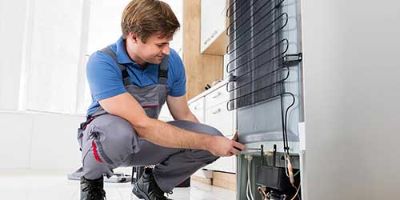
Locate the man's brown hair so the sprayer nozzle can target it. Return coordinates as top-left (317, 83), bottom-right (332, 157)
top-left (121, 0), bottom-right (180, 42)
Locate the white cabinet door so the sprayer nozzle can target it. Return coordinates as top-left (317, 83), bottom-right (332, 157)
top-left (205, 85), bottom-right (234, 137)
top-left (203, 84), bottom-right (235, 173)
top-left (193, 82), bottom-right (236, 173)
top-left (189, 97), bottom-right (205, 123)
top-left (200, 0), bottom-right (227, 53)
top-left (205, 85), bottom-right (230, 108)
top-left (205, 102), bottom-right (234, 137)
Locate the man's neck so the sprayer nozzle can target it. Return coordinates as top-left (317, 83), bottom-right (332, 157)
top-left (125, 40), bottom-right (147, 67)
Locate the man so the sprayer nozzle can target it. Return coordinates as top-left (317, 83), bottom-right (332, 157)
top-left (77, 0), bottom-right (245, 199)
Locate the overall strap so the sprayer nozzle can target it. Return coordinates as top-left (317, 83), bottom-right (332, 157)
top-left (159, 56), bottom-right (169, 85)
top-left (100, 46), bottom-right (131, 86)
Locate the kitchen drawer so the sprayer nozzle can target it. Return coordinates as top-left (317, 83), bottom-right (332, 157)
top-left (205, 101), bottom-right (234, 137)
top-left (189, 97), bottom-right (205, 123)
top-left (205, 85), bottom-right (230, 108)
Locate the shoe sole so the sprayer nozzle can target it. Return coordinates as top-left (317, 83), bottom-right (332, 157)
top-left (132, 182), bottom-right (148, 200)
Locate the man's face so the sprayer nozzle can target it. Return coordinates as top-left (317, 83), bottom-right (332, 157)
top-left (130, 33), bottom-right (172, 65)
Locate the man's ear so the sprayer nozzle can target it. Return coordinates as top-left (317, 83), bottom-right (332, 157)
top-left (129, 32), bottom-right (139, 44)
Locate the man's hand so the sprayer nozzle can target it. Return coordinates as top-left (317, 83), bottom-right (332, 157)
top-left (232, 131), bottom-right (239, 142)
top-left (207, 136), bottom-right (245, 157)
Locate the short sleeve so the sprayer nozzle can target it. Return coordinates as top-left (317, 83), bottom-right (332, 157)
top-left (86, 51), bottom-right (127, 101)
top-left (167, 49), bottom-right (186, 97)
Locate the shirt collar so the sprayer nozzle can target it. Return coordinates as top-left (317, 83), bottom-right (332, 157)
top-left (115, 36), bottom-right (136, 65)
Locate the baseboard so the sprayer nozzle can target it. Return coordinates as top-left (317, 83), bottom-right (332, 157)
top-left (191, 174), bottom-right (212, 185)
top-left (192, 171), bottom-right (237, 191)
top-left (212, 171), bottom-right (236, 191)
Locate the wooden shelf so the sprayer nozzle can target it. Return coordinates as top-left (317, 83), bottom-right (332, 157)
top-left (201, 31), bottom-right (228, 55)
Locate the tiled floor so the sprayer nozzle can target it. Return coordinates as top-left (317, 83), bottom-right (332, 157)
top-left (0, 170), bottom-right (235, 200)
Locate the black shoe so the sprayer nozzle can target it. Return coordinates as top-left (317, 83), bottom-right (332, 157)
top-left (80, 176), bottom-right (106, 200)
top-left (132, 168), bottom-right (172, 200)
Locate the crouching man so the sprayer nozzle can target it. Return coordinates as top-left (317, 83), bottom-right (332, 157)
top-left (77, 0), bottom-right (245, 199)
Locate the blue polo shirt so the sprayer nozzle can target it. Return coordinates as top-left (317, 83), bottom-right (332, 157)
top-left (86, 37), bottom-right (186, 116)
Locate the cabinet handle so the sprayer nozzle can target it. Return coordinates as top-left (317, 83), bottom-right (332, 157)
top-left (212, 92), bottom-right (222, 98)
top-left (212, 108), bottom-right (221, 114)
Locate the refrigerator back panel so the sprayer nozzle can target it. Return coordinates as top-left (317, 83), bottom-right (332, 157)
top-left (226, 0), bottom-right (302, 152)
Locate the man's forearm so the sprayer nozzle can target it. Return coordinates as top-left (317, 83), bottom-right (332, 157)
top-left (134, 118), bottom-right (211, 150)
top-left (177, 112), bottom-right (199, 123)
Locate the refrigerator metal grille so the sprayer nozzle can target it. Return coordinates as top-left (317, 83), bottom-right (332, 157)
top-left (226, 0), bottom-right (289, 111)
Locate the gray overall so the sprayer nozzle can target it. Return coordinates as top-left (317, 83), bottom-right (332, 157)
top-left (78, 47), bottom-right (221, 192)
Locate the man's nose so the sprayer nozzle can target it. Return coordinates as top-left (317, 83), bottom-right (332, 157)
top-left (162, 45), bottom-right (170, 55)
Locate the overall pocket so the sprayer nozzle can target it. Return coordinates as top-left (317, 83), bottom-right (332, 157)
top-left (128, 85), bottom-right (161, 118)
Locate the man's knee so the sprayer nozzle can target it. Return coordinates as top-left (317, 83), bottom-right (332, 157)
top-left (95, 115), bottom-right (136, 139)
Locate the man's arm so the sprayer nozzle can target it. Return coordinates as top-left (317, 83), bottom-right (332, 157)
top-left (166, 95), bottom-right (199, 123)
top-left (99, 92), bottom-right (245, 156)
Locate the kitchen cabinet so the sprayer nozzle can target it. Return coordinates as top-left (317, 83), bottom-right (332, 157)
top-left (200, 0), bottom-right (228, 55)
top-left (188, 80), bottom-right (236, 173)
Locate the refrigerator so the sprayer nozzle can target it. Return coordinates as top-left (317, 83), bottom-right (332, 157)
top-left (226, 0), bottom-right (303, 199)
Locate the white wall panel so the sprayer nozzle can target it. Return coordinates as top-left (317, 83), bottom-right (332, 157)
top-left (30, 113), bottom-right (83, 170)
top-left (0, 112), bottom-right (84, 170)
top-left (0, 0), bottom-right (29, 111)
top-left (25, 0), bottom-right (83, 113)
top-left (0, 112), bottom-right (33, 169)
top-left (86, 0), bottom-right (129, 54)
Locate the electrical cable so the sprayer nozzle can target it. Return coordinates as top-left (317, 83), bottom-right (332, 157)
top-left (280, 68), bottom-right (301, 199)
top-left (279, 68), bottom-right (295, 156)
top-left (246, 180), bottom-right (251, 200)
top-left (246, 155), bottom-right (251, 200)
top-left (290, 184), bottom-right (301, 200)
top-left (246, 155), bottom-right (255, 200)
top-left (293, 170), bottom-right (300, 177)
